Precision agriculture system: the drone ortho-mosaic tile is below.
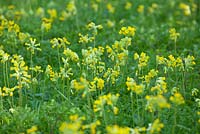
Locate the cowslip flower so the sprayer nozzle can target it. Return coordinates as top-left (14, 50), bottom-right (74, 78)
top-left (119, 26), bottom-right (136, 37)
top-left (106, 3), bottom-right (115, 13)
top-left (41, 18), bottom-right (52, 31)
top-left (125, 2), bottom-right (132, 10)
top-left (93, 93), bottom-right (120, 115)
top-left (10, 55), bottom-right (31, 88)
top-left (145, 95), bottom-right (170, 112)
top-left (50, 37), bottom-right (70, 48)
top-left (71, 77), bottom-right (89, 91)
top-left (179, 3), bottom-right (191, 16)
top-left (147, 119), bottom-right (164, 134)
top-left (94, 77), bottom-right (104, 90)
top-left (25, 38), bottom-right (41, 54)
top-left (27, 126), bottom-right (38, 134)
top-left (47, 9), bottom-right (57, 20)
top-left (134, 52), bottom-right (150, 70)
top-left (169, 28), bottom-right (180, 42)
top-left (137, 5), bottom-right (144, 13)
top-left (82, 120), bottom-right (101, 134)
top-left (170, 92), bottom-right (185, 105)
top-left (106, 125), bottom-right (130, 134)
top-left (126, 77), bottom-right (144, 95)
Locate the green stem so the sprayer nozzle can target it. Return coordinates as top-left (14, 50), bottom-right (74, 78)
top-left (62, 78), bottom-right (65, 96)
top-left (174, 40), bottom-right (177, 55)
top-left (87, 92), bottom-right (92, 109)
top-left (30, 53), bottom-right (33, 77)
top-left (102, 106), bottom-right (108, 126)
top-left (0, 95), bottom-right (3, 110)
top-left (18, 88), bottom-right (23, 106)
top-left (18, 78), bottom-right (23, 106)
top-left (136, 94), bottom-right (140, 122)
top-left (3, 63), bottom-right (7, 87)
top-left (130, 92), bottom-right (134, 127)
top-left (5, 62), bottom-right (10, 88)
top-left (67, 79), bottom-right (70, 101)
top-left (182, 71), bottom-right (186, 98)
top-left (172, 107), bottom-right (177, 134)
top-left (57, 47), bottom-right (61, 68)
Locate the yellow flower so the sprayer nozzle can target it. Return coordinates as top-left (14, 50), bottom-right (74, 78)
top-left (0, 86), bottom-right (15, 97)
top-left (91, 2), bottom-right (98, 12)
top-left (63, 48), bottom-right (79, 62)
top-left (125, 2), bottom-right (132, 10)
top-left (82, 120), bottom-right (101, 134)
top-left (167, 54), bottom-right (177, 68)
top-left (93, 93), bottom-right (119, 115)
top-left (36, 7), bottom-right (45, 18)
top-left (145, 95), bottom-right (170, 112)
top-left (126, 77), bottom-right (144, 94)
top-left (59, 122), bottom-right (83, 134)
top-left (0, 50), bottom-right (10, 63)
top-left (169, 28), bottom-right (180, 42)
top-left (137, 5), bottom-right (144, 13)
top-left (78, 33), bottom-right (94, 44)
top-left (18, 32), bottom-right (30, 43)
top-left (106, 20), bottom-right (115, 28)
top-left (25, 38), bottom-right (41, 54)
top-left (86, 22), bottom-right (103, 36)
top-left (66, 0), bottom-right (77, 15)
top-left (148, 119), bottom-right (164, 134)
top-left (134, 52), bottom-right (149, 70)
top-left (143, 69), bottom-right (158, 83)
top-left (131, 127), bottom-right (146, 134)
top-left (71, 77), bottom-right (89, 91)
top-left (69, 114), bottom-right (79, 121)
top-left (184, 55), bottom-right (195, 70)
top-left (94, 77), bottom-right (104, 90)
top-left (134, 53), bottom-right (139, 60)
top-left (170, 92), bottom-right (185, 105)
top-left (47, 9), bottom-right (57, 20)
top-left (103, 67), bottom-right (120, 84)
top-left (50, 37), bottom-right (70, 48)
top-left (30, 66), bottom-right (43, 73)
top-left (179, 3), bottom-right (191, 16)
top-left (10, 55), bottom-right (31, 88)
top-left (107, 3), bottom-right (115, 13)
top-left (41, 18), bottom-right (52, 31)
top-left (27, 125), bottom-right (38, 134)
top-left (156, 55), bottom-right (166, 65)
top-left (106, 125), bottom-right (130, 134)
top-left (119, 26), bottom-right (136, 37)
top-left (151, 77), bottom-right (167, 94)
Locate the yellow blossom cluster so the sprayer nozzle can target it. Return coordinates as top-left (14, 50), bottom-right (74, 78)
top-left (170, 92), bottom-right (185, 105)
top-left (119, 26), bottom-right (136, 37)
top-left (145, 95), bottom-right (170, 112)
top-left (93, 93), bottom-right (120, 115)
top-left (169, 28), bottom-right (180, 42)
top-left (106, 125), bottom-right (130, 134)
top-left (71, 77), bottom-right (89, 91)
top-left (126, 77), bottom-right (144, 95)
top-left (148, 119), bottom-right (164, 134)
top-left (179, 3), bottom-right (191, 16)
top-left (134, 52), bottom-right (150, 70)
top-left (156, 54), bottom-right (195, 71)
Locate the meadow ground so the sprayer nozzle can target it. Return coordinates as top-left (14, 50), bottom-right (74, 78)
top-left (0, 0), bottom-right (200, 134)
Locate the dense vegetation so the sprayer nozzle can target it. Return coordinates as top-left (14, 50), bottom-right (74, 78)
top-left (0, 0), bottom-right (200, 133)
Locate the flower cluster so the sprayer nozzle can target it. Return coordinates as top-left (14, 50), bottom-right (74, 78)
top-left (119, 26), bottom-right (136, 37)
top-left (93, 93), bottom-right (120, 115)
